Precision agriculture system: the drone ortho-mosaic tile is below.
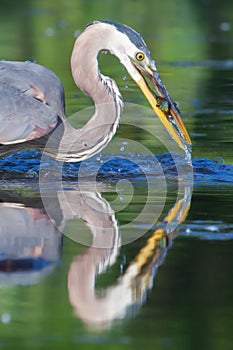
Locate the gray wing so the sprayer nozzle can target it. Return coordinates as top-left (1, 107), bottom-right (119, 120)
top-left (0, 61), bottom-right (66, 118)
top-left (0, 84), bottom-right (59, 144)
top-left (0, 60), bottom-right (66, 144)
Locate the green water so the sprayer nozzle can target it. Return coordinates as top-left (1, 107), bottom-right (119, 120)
top-left (0, 0), bottom-right (233, 349)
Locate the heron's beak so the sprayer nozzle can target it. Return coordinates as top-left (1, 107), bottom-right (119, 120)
top-left (132, 61), bottom-right (191, 152)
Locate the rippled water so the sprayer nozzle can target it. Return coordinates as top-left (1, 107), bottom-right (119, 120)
top-left (0, 150), bottom-right (233, 183)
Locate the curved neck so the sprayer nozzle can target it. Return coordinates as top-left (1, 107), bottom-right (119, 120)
top-left (54, 26), bottom-right (123, 162)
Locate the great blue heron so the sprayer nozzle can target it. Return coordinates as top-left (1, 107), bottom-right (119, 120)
top-left (0, 21), bottom-right (191, 161)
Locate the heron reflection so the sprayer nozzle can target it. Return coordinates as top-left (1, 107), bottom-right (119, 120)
top-left (0, 191), bottom-right (61, 285)
top-left (0, 180), bottom-right (192, 328)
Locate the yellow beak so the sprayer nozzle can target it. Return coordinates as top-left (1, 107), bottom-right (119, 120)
top-left (134, 64), bottom-right (191, 152)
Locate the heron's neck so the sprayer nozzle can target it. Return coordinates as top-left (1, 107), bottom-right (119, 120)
top-left (55, 30), bottom-right (123, 162)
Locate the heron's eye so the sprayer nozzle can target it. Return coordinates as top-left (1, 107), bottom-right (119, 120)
top-left (135, 52), bottom-right (145, 61)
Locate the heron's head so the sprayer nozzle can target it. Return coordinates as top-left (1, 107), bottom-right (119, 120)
top-left (83, 21), bottom-right (191, 152)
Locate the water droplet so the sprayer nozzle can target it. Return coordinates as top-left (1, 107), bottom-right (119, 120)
top-left (58, 20), bottom-right (68, 29)
top-left (44, 27), bottom-right (55, 37)
top-left (25, 59), bottom-right (36, 64)
top-left (73, 30), bottom-right (81, 38)
top-left (120, 146), bottom-right (124, 152)
top-left (122, 76), bottom-right (127, 81)
top-left (213, 156), bottom-right (225, 164)
top-left (219, 22), bottom-right (231, 31)
top-left (206, 225), bottom-right (219, 232)
top-left (125, 84), bottom-right (129, 89)
top-left (25, 170), bottom-right (38, 179)
top-left (1, 313), bottom-right (11, 324)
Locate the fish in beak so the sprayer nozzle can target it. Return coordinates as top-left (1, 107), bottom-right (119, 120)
top-left (132, 60), bottom-right (192, 153)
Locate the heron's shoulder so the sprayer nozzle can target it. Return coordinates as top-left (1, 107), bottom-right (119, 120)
top-left (0, 60), bottom-right (60, 81)
top-left (0, 60), bottom-right (65, 119)
top-left (0, 60), bottom-right (64, 98)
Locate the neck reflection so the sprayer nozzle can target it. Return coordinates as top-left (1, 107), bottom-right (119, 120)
top-left (66, 183), bottom-right (192, 329)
